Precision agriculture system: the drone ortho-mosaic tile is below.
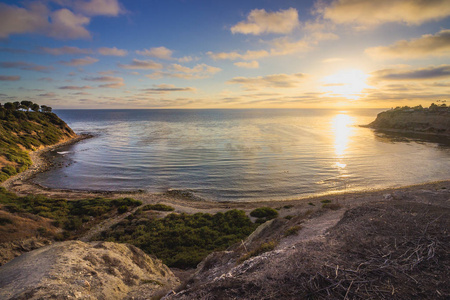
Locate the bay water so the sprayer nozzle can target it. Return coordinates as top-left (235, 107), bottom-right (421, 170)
top-left (33, 109), bottom-right (450, 201)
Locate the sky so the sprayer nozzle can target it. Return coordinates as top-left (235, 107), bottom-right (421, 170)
top-left (0, 0), bottom-right (449, 109)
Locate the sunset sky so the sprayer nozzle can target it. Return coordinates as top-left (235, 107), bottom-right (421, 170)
top-left (0, 0), bottom-right (449, 109)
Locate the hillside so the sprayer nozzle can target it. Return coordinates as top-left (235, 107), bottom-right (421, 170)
top-left (0, 241), bottom-right (179, 299)
top-left (367, 103), bottom-right (450, 135)
top-left (0, 102), bottom-right (77, 182)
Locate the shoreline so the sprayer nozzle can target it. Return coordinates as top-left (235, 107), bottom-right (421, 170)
top-left (1, 134), bottom-right (449, 213)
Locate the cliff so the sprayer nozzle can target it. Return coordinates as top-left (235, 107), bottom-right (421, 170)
top-left (0, 241), bottom-right (180, 300)
top-left (0, 107), bottom-right (77, 182)
top-left (367, 105), bottom-right (450, 135)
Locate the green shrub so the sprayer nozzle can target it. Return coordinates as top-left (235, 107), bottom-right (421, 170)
top-left (320, 199), bottom-right (332, 204)
top-left (284, 225), bottom-right (302, 237)
top-left (118, 205), bottom-right (129, 213)
top-left (100, 209), bottom-right (257, 269)
top-left (238, 240), bottom-right (278, 263)
top-left (142, 203), bottom-right (175, 211)
top-left (250, 207), bottom-right (278, 223)
top-left (1, 165), bottom-right (17, 176)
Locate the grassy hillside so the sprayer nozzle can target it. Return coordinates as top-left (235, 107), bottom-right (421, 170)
top-left (0, 105), bottom-right (76, 182)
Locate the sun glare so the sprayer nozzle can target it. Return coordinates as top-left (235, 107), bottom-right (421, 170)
top-left (331, 113), bottom-right (354, 157)
top-left (322, 69), bottom-right (369, 100)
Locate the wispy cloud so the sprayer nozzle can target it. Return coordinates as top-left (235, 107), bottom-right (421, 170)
top-left (0, 75), bottom-right (20, 81)
top-left (59, 56), bottom-right (99, 66)
top-left (366, 29), bottom-right (450, 60)
top-left (118, 59), bottom-right (163, 70)
top-left (208, 50), bottom-right (269, 61)
top-left (0, 61), bottom-right (53, 72)
top-left (98, 47), bottom-right (127, 56)
top-left (227, 73), bottom-right (306, 90)
top-left (143, 84), bottom-right (195, 93)
top-left (38, 92), bottom-right (57, 97)
top-left (231, 8), bottom-right (299, 35)
top-left (147, 63), bottom-right (221, 80)
top-left (41, 46), bottom-right (92, 55)
top-left (136, 46), bottom-right (173, 60)
top-left (84, 75), bottom-right (125, 88)
top-left (234, 61), bottom-right (259, 69)
top-left (59, 85), bottom-right (93, 90)
top-left (321, 0), bottom-right (450, 26)
top-left (372, 65), bottom-right (450, 81)
top-left (69, 0), bottom-right (123, 17)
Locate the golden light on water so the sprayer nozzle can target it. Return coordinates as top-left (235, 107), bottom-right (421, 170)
top-left (331, 113), bottom-right (354, 157)
top-left (322, 69), bottom-right (369, 100)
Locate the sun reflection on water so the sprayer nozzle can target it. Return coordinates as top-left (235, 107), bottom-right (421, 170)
top-left (331, 113), bottom-right (355, 158)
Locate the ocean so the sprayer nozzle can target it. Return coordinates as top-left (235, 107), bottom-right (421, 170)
top-left (33, 109), bottom-right (450, 201)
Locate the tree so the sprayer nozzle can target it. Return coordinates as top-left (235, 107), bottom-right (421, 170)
top-left (13, 101), bottom-right (21, 110)
top-left (31, 103), bottom-right (40, 112)
top-left (4, 102), bottom-right (14, 110)
top-left (41, 105), bottom-right (52, 113)
top-left (20, 100), bottom-right (33, 111)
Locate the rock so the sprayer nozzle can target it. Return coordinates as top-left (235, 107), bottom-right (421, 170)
top-left (0, 241), bottom-right (180, 300)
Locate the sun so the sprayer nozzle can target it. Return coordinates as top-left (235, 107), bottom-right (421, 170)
top-left (321, 69), bottom-right (369, 100)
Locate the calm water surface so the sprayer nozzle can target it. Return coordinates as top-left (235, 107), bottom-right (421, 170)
top-left (34, 109), bottom-right (450, 201)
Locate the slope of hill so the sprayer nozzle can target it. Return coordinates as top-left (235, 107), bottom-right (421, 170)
top-left (0, 106), bottom-right (77, 182)
top-left (367, 104), bottom-right (450, 135)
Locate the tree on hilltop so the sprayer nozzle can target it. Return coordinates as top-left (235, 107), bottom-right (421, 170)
top-left (31, 103), bottom-right (40, 112)
top-left (20, 100), bottom-right (33, 111)
top-left (41, 105), bottom-right (52, 113)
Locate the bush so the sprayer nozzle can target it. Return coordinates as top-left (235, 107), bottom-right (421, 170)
top-left (100, 209), bottom-right (257, 269)
top-left (250, 207), bottom-right (278, 223)
top-left (0, 217), bottom-right (13, 225)
top-left (142, 203), bottom-right (175, 211)
top-left (118, 205), bottom-right (129, 214)
top-left (238, 240), bottom-right (278, 263)
top-left (284, 225), bottom-right (302, 237)
top-left (1, 165), bottom-right (17, 176)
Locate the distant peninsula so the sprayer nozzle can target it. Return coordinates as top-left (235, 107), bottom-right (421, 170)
top-left (0, 101), bottom-right (77, 183)
top-left (366, 103), bottom-right (450, 136)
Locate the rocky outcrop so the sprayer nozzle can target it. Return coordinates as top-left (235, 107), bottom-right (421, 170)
top-left (0, 241), bottom-right (180, 300)
top-left (367, 108), bottom-right (450, 135)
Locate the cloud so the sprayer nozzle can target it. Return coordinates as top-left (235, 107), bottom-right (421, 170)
top-left (366, 29), bottom-right (450, 60)
top-left (322, 57), bottom-right (344, 63)
top-left (231, 8), bottom-right (299, 35)
top-left (70, 0), bottom-right (122, 16)
top-left (372, 65), bottom-right (450, 81)
top-left (38, 77), bottom-right (54, 82)
top-left (227, 73), bottom-right (306, 90)
top-left (59, 56), bottom-right (99, 66)
top-left (118, 59), bottom-right (163, 70)
top-left (178, 56), bottom-right (194, 63)
top-left (143, 84), bottom-right (195, 93)
top-left (136, 47), bottom-right (173, 60)
top-left (147, 63), bottom-right (221, 80)
top-left (234, 61), bottom-right (259, 69)
top-left (322, 0), bottom-right (450, 26)
top-left (0, 47), bottom-right (29, 54)
top-left (59, 85), bottom-right (93, 90)
top-left (83, 75), bottom-right (124, 88)
top-left (48, 9), bottom-right (91, 39)
top-left (41, 46), bottom-right (92, 55)
top-left (0, 61), bottom-right (53, 72)
top-left (0, 75), bottom-right (20, 81)
top-left (0, 1), bottom-right (122, 40)
top-left (38, 92), bottom-right (57, 97)
top-left (83, 76), bottom-right (123, 82)
top-left (207, 50), bottom-right (269, 61)
top-left (99, 82), bottom-right (125, 88)
top-left (98, 47), bottom-right (127, 56)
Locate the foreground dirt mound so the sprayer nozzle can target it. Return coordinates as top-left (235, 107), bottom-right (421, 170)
top-left (0, 241), bottom-right (179, 300)
top-left (169, 200), bottom-right (449, 299)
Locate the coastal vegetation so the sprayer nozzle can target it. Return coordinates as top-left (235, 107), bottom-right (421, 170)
top-left (0, 101), bottom-right (75, 182)
top-left (100, 209), bottom-right (258, 269)
top-left (0, 187), bottom-right (142, 240)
